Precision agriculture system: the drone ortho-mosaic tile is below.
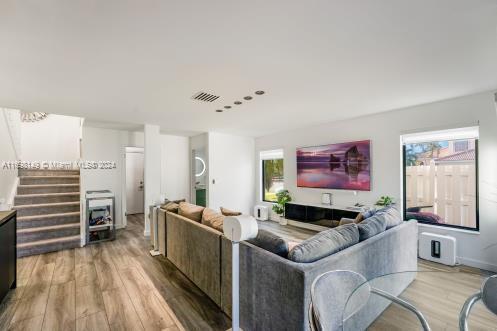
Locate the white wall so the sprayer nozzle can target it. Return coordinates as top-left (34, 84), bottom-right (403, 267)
top-left (255, 91), bottom-right (497, 271)
top-left (160, 134), bottom-right (190, 201)
top-left (208, 132), bottom-right (255, 214)
top-left (0, 109), bottom-right (21, 208)
top-left (21, 114), bottom-right (82, 161)
top-left (81, 127), bottom-right (144, 232)
top-left (144, 124), bottom-right (161, 236)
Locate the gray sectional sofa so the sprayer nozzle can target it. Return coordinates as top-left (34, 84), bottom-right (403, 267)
top-left (160, 209), bottom-right (418, 331)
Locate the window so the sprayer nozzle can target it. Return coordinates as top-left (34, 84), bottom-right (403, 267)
top-left (261, 150), bottom-right (284, 202)
top-left (454, 140), bottom-right (469, 152)
top-left (402, 127), bottom-right (479, 231)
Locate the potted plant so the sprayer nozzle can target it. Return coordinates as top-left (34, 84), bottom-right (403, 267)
top-left (272, 189), bottom-right (291, 225)
top-left (375, 195), bottom-right (394, 207)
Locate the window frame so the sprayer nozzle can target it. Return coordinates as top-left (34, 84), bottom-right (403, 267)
top-left (402, 140), bottom-right (479, 232)
top-left (261, 158), bottom-right (284, 203)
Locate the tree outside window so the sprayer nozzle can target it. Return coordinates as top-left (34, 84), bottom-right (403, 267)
top-left (263, 159), bottom-right (284, 202)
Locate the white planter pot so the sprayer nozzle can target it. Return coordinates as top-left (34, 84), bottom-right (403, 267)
top-left (278, 215), bottom-right (287, 225)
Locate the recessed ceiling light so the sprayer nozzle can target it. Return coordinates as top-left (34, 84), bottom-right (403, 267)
top-left (216, 109), bottom-right (223, 113)
top-left (255, 90), bottom-right (265, 95)
top-left (243, 96), bottom-right (253, 100)
top-left (234, 101), bottom-right (242, 105)
top-left (224, 105), bottom-right (232, 109)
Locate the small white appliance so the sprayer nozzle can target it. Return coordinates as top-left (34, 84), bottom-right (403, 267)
top-left (419, 232), bottom-right (457, 266)
top-left (254, 205), bottom-right (269, 221)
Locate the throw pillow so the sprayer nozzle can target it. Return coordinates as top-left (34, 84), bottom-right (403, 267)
top-left (201, 208), bottom-right (225, 232)
top-left (220, 207), bottom-right (242, 216)
top-left (354, 212), bottom-right (364, 223)
top-left (406, 211), bottom-right (443, 224)
top-left (160, 202), bottom-right (179, 213)
top-left (178, 202), bottom-right (205, 222)
top-left (288, 224), bottom-right (360, 263)
top-left (374, 205), bottom-right (402, 229)
top-left (247, 230), bottom-right (289, 258)
top-left (357, 215), bottom-right (387, 241)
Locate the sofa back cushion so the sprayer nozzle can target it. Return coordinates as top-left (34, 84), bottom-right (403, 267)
top-left (374, 205), bottom-right (402, 229)
top-left (220, 207), bottom-right (242, 216)
top-left (201, 208), bottom-right (225, 232)
top-left (288, 224), bottom-right (359, 263)
top-left (178, 202), bottom-right (205, 222)
top-left (358, 215), bottom-right (387, 241)
top-left (247, 230), bottom-right (289, 258)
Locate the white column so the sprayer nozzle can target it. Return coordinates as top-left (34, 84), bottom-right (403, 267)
top-left (144, 124), bottom-right (161, 236)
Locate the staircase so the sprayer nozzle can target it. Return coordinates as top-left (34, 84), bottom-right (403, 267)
top-left (14, 169), bottom-right (81, 257)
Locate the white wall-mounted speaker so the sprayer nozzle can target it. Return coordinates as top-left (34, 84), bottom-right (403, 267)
top-left (419, 232), bottom-right (457, 266)
top-left (254, 205), bottom-right (269, 221)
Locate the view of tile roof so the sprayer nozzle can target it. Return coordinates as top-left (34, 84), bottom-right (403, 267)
top-left (435, 149), bottom-right (475, 162)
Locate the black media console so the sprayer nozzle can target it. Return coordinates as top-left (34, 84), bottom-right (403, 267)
top-left (285, 202), bottom-right (361, 228)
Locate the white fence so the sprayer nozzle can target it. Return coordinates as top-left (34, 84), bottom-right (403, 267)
top-left (405, 162), bottom-right (476, 228)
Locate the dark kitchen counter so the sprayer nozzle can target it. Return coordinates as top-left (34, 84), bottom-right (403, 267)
top-left (0, 210), bottom-right (16, 226)
top-left (0, 209), bottom-right (16, 303)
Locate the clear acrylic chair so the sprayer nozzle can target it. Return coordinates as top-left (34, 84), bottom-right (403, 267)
top-left (309, 270), bottom-right (431, 331)
top-left (459, 275), bottom-right (497, 331)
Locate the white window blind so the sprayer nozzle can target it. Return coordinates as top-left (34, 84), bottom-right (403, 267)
top-left (402, 126), bottom-right (479, 144)
top-left (260, 149), bottom-right (284, 160)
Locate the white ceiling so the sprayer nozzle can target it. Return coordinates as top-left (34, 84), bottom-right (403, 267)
top-left (0, 0), bottom-right (496, 137)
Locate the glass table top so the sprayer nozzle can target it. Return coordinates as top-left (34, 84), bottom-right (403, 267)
top-left (342, 269), bottom-right (497, 331)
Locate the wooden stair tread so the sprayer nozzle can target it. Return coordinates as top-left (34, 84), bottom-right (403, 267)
top-left (17, 235), bottom-right (80, 248)
top-left (15, 192), bottom-right (80, 198)
top-left (17, 211), bottom-right (80, 221)
top-left (14, 201), bottom-right (80, 209)
top-left (17, 222), bottom-right (80, 233)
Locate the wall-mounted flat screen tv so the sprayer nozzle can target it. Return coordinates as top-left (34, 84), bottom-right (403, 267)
top-left (297, 140), bottom-right (371, 191)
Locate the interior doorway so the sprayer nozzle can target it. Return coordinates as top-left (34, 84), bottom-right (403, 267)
top-left (125, 147), bottom-right (144, 215)
top-left (192, 149), bottom-right (207, 207)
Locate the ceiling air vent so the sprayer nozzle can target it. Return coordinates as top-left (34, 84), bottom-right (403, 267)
top-left (192, 91), bottom-right (220, 103)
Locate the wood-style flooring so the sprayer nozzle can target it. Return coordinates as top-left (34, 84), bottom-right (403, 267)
top-left (0, 214), bottom-right (229, 331)
top-left (369, 260), bottom-right (497, 330)
top-left (1, 214), bottom-right (495, 330)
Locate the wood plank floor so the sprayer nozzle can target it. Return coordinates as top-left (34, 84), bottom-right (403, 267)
top-left (1, 214), bottom-right (495, 330)
top-left (0, 214), bottom-right (229, 331)
top-left (369, 260), bottom-right (497, 331)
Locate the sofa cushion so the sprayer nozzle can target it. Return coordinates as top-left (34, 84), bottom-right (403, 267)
top-left (288, 224), bottom-right (359, 263)
top-left (358, 215), bottom-right (387, 241)
top-left (160, 202), bottom-right (180, 213)
top-left (220, 207), bottom-right (242, 216)
top-left (374, 205), bottom-right (403, 229)
top-left (201, 208), bottom-right (225, 232)
top-left (178, 202), bottom-right (205, 222)
top-left (247, 230), bottom-right (289, 258)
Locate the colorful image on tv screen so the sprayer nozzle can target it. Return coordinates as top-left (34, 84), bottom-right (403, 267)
top-left (297, 140), bottom-right (371, 190)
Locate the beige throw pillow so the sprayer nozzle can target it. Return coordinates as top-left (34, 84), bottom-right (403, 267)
top-left (201, 208), bottom-right (225, 232)
top-left (220, 207), bottom-right (242, 216)
top-left (160, 202), bottom-right (179, 213)
top-left (178, 202), bottom-right (205, 222)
